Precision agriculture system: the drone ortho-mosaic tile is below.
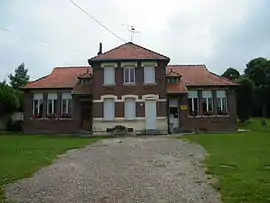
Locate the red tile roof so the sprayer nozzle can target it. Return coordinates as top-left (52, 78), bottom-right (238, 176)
top-left (22, 66), bottom-right (91, 89)
top-left (167, 65), bottom-right (238, 86)
top-left (167, 82), bottom-right (188, 94)
top-left (90, 42), bottom-right (169, 61)
top-left (71, 83), bottom-right (92, 95)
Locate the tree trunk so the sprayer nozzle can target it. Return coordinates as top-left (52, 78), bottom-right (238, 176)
top-left (262, 103), bottom-right (267, 118)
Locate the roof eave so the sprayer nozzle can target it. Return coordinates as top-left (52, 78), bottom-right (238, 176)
top-left (88, 58), bottom-right (170, 65)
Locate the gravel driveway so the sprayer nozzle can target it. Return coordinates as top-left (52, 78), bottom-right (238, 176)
top-left (5, 137), bottom-right (221, 203)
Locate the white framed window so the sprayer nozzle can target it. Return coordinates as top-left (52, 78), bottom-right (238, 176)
top-left (188, 91), bottom-right (199, 116)
top-left (124, 66), bottom-right (135, 84)
top-left (125, 98), bottom-right (136, 119)
top-left (104, 66), bottom-right (115, 85)
top-left (61, 93), bottom-right (72, 118)
top-left (144, 66), bottom-right (155, 83)
top-left (33, 93), bottom-right (44, 118)
top-left (202, 91), bottom-right (213, 115)
top-left (216, 90), bottom-right (228, 115)
top-left (103, 98), bottom-right (115, 120)
top-left (47, 93), bottom-right (57, 115)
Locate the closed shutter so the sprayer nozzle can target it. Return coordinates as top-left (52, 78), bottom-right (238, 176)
top-left (144, 66), bottom-right (155, 83)
top-left (104, 67), bottom-right (115, 84)
top-left (125, 98), bottom-right (135, 119)
top-left (104, 98), bottom-right (115, 120)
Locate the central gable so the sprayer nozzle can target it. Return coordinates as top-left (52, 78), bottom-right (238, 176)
top-left (89, 42), bottom-right (170, 62)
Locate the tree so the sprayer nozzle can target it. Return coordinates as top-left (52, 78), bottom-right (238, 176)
top-left (245, 58), bottom-right (270, 117)
top-left (8, 63), bottom-right (30, 90)
top-left (0, 82), bottom-right (19, 118)
top-left (8, 63), bottom-right (30, 111)
top-left (236, 76), bottom-right (255, 122)
top-left (222, 67), bottom-right (240, 81)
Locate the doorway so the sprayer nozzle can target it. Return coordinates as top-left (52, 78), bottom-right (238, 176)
top-left (80, 101), bottom-right (92, 131)
top-left (145, 100), bottom-right (157, 130)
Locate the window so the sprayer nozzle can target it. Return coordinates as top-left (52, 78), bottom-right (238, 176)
top-left (80, 78), bottom-right (89, 84)
top-left (61, 93), bottom-right (72, 118)
top-left (47, 93), bottom-right (57, 117)
top-left (124, 66), bottom-right (135, 84)
top-left (216, 90), bottom-right (228, 115)
top-left (188, 91), bottom-right (199, 116)
top-left (144, 66), bottom-right (155, 83)
top-left (167, 77), bottom-right (180, 84)
top-left (125, 98), bottom-right (136, 119)
top-left (104, 98), bottom-right (115, 120)
top-left (33, 93), bottom-right (43, 118)
top-left (202, 91), bottom-right (213, 115)
top-left (104, 66), bottom-right (115, 85)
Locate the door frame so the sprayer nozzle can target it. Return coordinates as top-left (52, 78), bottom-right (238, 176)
top-left (145, 99), bottom-right (157, 130)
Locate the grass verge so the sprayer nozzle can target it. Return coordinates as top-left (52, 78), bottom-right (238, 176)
top-left (179, 118), bottom-right (270, 203)
top-left (0, 134), bottom-right (102, 202)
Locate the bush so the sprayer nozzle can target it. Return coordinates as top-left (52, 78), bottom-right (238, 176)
top-left (6, 118), bottom-right (23, 132)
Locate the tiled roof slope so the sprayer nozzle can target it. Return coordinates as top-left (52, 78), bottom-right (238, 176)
top-left (22, 66), bottom-right (91, 89)
top-left (167, 83), bottom-right (188, 93)
top-left (90, 42), bottom-right (169, 61)
top-left (167, 65), bottom-right (238, 86)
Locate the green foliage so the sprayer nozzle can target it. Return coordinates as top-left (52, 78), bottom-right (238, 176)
top-left (236, 77), bottom-right (254, 122)
top-left (222, 67), bottom-right (240, 81)
top-left (0, 135), bottom-right (102, 202)
top-left (8, 63), bottom-right (30, 112)
top-left (245, 58), bottom-right (270, 86)
top-left (8, 63), bottom-right (30, 90)
top-left (0, 83), bottom-right (19, 117)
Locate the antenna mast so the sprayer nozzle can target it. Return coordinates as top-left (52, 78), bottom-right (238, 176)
top-left (121, 24), bottom-right (140, 42)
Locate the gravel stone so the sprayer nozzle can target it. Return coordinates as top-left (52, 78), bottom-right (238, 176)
top-left (5, 137), bottom-right (221, 203)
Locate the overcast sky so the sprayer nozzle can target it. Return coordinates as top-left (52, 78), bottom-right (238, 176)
top-left (1, 0), bottom-right (270, 81)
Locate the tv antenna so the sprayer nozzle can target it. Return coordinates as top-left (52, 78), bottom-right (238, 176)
top-left (121, 24), bottom-right (140, 42)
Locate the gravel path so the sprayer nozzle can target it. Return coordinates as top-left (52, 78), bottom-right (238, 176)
top-left (5, 137), bottom-right (221, 203)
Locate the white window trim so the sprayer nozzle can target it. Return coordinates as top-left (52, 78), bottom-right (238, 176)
top-left (216, 90), bottom-right (227, 111)
top-left (144, 66), bottom-right (156, 84)
top-left (202, 91), bottom-right (213, 112)
top-left (47, 93), bottom-right (57, 114)
top-left (61, 99), bottom-right (72, 114)
top-left (33, 93), bottom-right (43, 115)
top-left (124, 66), bottom-right (135, 84)
top-left (33, 99), bottom-right (43, 115)
top-left (188, 91), bottom-right (198, 112)
top-left (124, 98), bottom-right (136, 120)
top-left (103, 98), bottom-right (115, 121)
top-left (103, 66), bottom-right (115, 85)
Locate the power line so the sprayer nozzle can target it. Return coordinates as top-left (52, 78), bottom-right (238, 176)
top-left (68, 0), bottom-right (126, 43)
top-left (0, 26), bottom-right (89, 55)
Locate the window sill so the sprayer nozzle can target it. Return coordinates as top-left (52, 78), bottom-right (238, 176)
top-left (123, 83), bottom-right (136, 86)
top-left (59, 118), bottom-right (73, 120)
top-left (143, 83), bottom-right (157, 85)
top-left (187, 115), bottom-right (230, 118)
top-left (29, 118), bottom-right (45, 120)
top-left (102, 84), bottom-right (116, 86)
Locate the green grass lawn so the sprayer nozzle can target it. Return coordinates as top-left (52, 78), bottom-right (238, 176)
top-left (0, 134), bottom-right (102, 202)
top-left (179, 118), bottom-right (270, 203)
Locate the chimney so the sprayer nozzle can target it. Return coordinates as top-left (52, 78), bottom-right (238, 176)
top-left (97, 42), bottom-right (102, 55)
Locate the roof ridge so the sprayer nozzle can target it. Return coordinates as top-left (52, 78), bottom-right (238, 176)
top-left (21, 74), bottom-right (50, 89)
top-left (90, 42), bottom-right (170, 60)
top-left (54, 66), bottom-right (90, 69)
top-left (167, 64), bottom-right (205, 67)
top-left (90, 42), bottom-right (129, 60)
top-left (209, 71), bottom-right (238, 85)
top-left (129, 42), bottom-right (170, 60)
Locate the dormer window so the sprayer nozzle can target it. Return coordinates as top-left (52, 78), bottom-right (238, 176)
top-left (167, 77), bottom-right (180, 84)
top-left (80, 78), bottom-right (90, 84)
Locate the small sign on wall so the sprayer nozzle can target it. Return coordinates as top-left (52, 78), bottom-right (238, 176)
top-left (180, 105), bottom-right (188, 110)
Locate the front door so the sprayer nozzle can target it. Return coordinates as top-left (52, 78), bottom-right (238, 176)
top-left (145, 100), bottom-right (157, 129)
top-left (169, 100), bottom-right (179, 131)
top-left (81, 102), bottom-right (92, 131)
